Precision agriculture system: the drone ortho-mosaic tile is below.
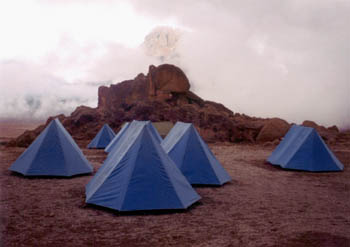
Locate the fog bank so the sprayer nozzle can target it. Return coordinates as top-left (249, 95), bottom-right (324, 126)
top-left (0, 0), bottom-right (349, 129)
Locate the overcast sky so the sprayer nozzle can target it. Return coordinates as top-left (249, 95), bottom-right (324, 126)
top-left (0, 0), bottom-right (349, 129)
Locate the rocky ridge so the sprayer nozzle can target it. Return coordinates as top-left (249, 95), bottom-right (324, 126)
top-left (8, 64), bottom-right (345, 147)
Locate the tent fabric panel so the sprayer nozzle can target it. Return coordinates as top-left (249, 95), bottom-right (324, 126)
top-left (93, 132), bottom-right (114, 148)
top-left (86, 139), bottom-right (140, 210)
top-left (86, 121), bottom-right (144, 200)
top-left (157, 142), bottom-right (201, 207)
top-left (162, 122), bottom-right (191, 153)
top-left (283, 130), bottom-right (314, 170)
top-left (103, 121), bottom-right (141, 164)
top-left (54, 119), bottom-right (83, 153)
top-left (268, 125), bottom-right (307, 165)
top-left (267, 125), bottom-right (312, 166)
top-left (166, 129), bottom-right (191, 170)
top-left (267, 125), bottom-right (344, 172)
top-left (121, 129), bottom-right (184, 211)
top-left (147, 127), bottom-right (200, 209)
top-left (8, 122), bottom-right (49, 175)
top-left (267, 125), bottom-right (299, 165)
top-left (86, 121), bottom-right (200, 211)
top-left (33, 119), bottom-right (92, 176)
top-left (9, 119), bottom-right (92, 176)
top-left (106, 121), bottom-right (162, 156)
top-left (181, 127), bottom-right (221, 185)
top-left (163, 122), bottom-right (231, 185)
top-left (57, 125), bottom-right (93, 176)
top-left (87, 127), bottom-right (104, 148)
top-left (268, 125), bottom-right (300, 165)
top-left (104, 122), bottom-right (130, 153)
top-left (27, 122), bottom-right (67, 176)
top-left (310, 130), bottom-right (344, 171)
top-left (267, 125), bottom-right (301, 165)
top-left (193, 127), bottom-right (231, 185)
top-left (54, 119), bottom-right (92, 175)
top-left (146, 121), bottom-right (163, 143)
top-left (280, 127), bottom-right (312, 166)
top-left (103, 124), bottom-right (116, 138)
top-left (87, 124), bottom-right (115, 149)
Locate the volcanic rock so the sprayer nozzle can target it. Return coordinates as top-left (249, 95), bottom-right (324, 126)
top-left (149, 64), bottom-right (190, 95)
top-left (8, 64), bottom-right (345, 147)
top-left (302, 120), bottom-right (339, 144)
top-left (256, 118), bottom-right (290, 142)
top-left (302, 120), bottom-right (327, 131)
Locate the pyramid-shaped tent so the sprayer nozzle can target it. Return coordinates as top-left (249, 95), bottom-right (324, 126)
top-left (86, 121), bottom-right (200, 211)
top-left (161, 122), bottom-right (231, 185)
top-left (104, 122), bottom-right (130, 153)
top-left (267, 125), bottom-right (344, 171)
top-left (9, 119), bottom-right (93, 176)
top-left (104, 121), bottom-right (162, 154)
top-left (146, 120), bottom-right (163, 143)
top-left (87, 124), bottom-right (115, 149)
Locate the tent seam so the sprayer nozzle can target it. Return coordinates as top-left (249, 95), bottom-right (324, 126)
top-left (194, 126), bottom-right (221, 184)
top-left (120, 127), bottom-right (144, 210)
top-left (286, 128), bottom-right (312, 168)
top-left (23, 123), bottom-right (50, 175)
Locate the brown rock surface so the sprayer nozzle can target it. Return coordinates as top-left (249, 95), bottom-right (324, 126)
top-left (302, 120), bottom-right (327, 131)
top-left (302, 120), bottom-right (339, 144)
top-left (7, 63), bottom-right (348, 147)
top-left (256, 118), bottom-right (290, 142)
top-left (149, 64), bottom-right (190, 94)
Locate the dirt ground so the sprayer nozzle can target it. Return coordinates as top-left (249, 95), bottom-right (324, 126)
top-left (0, 121), bottom-right (43, 139)
top-left (0, 140), bottom-right (349, 246)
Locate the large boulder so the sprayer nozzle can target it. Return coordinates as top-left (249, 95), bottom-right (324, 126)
top-left (8, 64), bottom-right (302, 147)
top-left (256, 118), bottom-right (290, 142)
top-left (302, 120), bottom-right (338, 144)
top-left (148, 64), bottom-right (190, 101)
top-left (302, 120), bottom-right (327, 131)
top-left (149, 64), bottom-right (190, 92)
top-left (98, 64), bottom-right (191, 109)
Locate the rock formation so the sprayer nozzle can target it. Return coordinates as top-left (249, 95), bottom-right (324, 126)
top-left (256, 118), bottom-right (290, 143)
top-left (302, 120), bottom-right (339, 144)
top-left (8, 64), bottom-right (346, 147)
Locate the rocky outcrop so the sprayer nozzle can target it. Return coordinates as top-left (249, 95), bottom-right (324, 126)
top-left (8, 64), bottom-right (345, 147)
top-left (97, 64), bottom-right (190, 109)
top-left (149, 64), bottom-right (190, 99)
top-left (256, 118), bottom-right (290, 142)
top-left (302, 120), bottom-right (339, 144)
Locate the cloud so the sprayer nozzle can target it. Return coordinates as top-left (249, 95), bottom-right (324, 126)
top-left (128, 0), bottom-right (350, 129)
top-left (0, 0), bottom-right (349, 129)
top-left (0, 60), bottom-right (99, 119)
top-left (83, 43), bottom-right (158, 83)
top-left (0, 35), bottom-right (158, 120)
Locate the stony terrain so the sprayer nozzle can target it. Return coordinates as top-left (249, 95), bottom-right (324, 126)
top-left (7, 64), bottom-right (347, 148)
top-left (1, 141), bottom-right (349, 246)
top-left (2, 63), bottom-right (350, 246)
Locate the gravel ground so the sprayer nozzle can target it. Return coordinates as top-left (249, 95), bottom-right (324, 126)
top-left (0, 143), bottom-right (349, 246)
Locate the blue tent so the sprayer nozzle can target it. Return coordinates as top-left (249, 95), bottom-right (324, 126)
top-left (104, 122), bottom-right (130, 153)
top-left (146, 120), bottom-right (163, 143)
top-left (105, 121), bottom-right (162, 154)
top-left (267, 125), bottom-right (344, 171)
top-left (87, 124), bottom-right (115, 149)
top-left (9, 119), bottom-right (93, 176)
top-left (85, 121), bottom-right (200, 211)
top-left (161, 122), bottom-right (231, 185)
